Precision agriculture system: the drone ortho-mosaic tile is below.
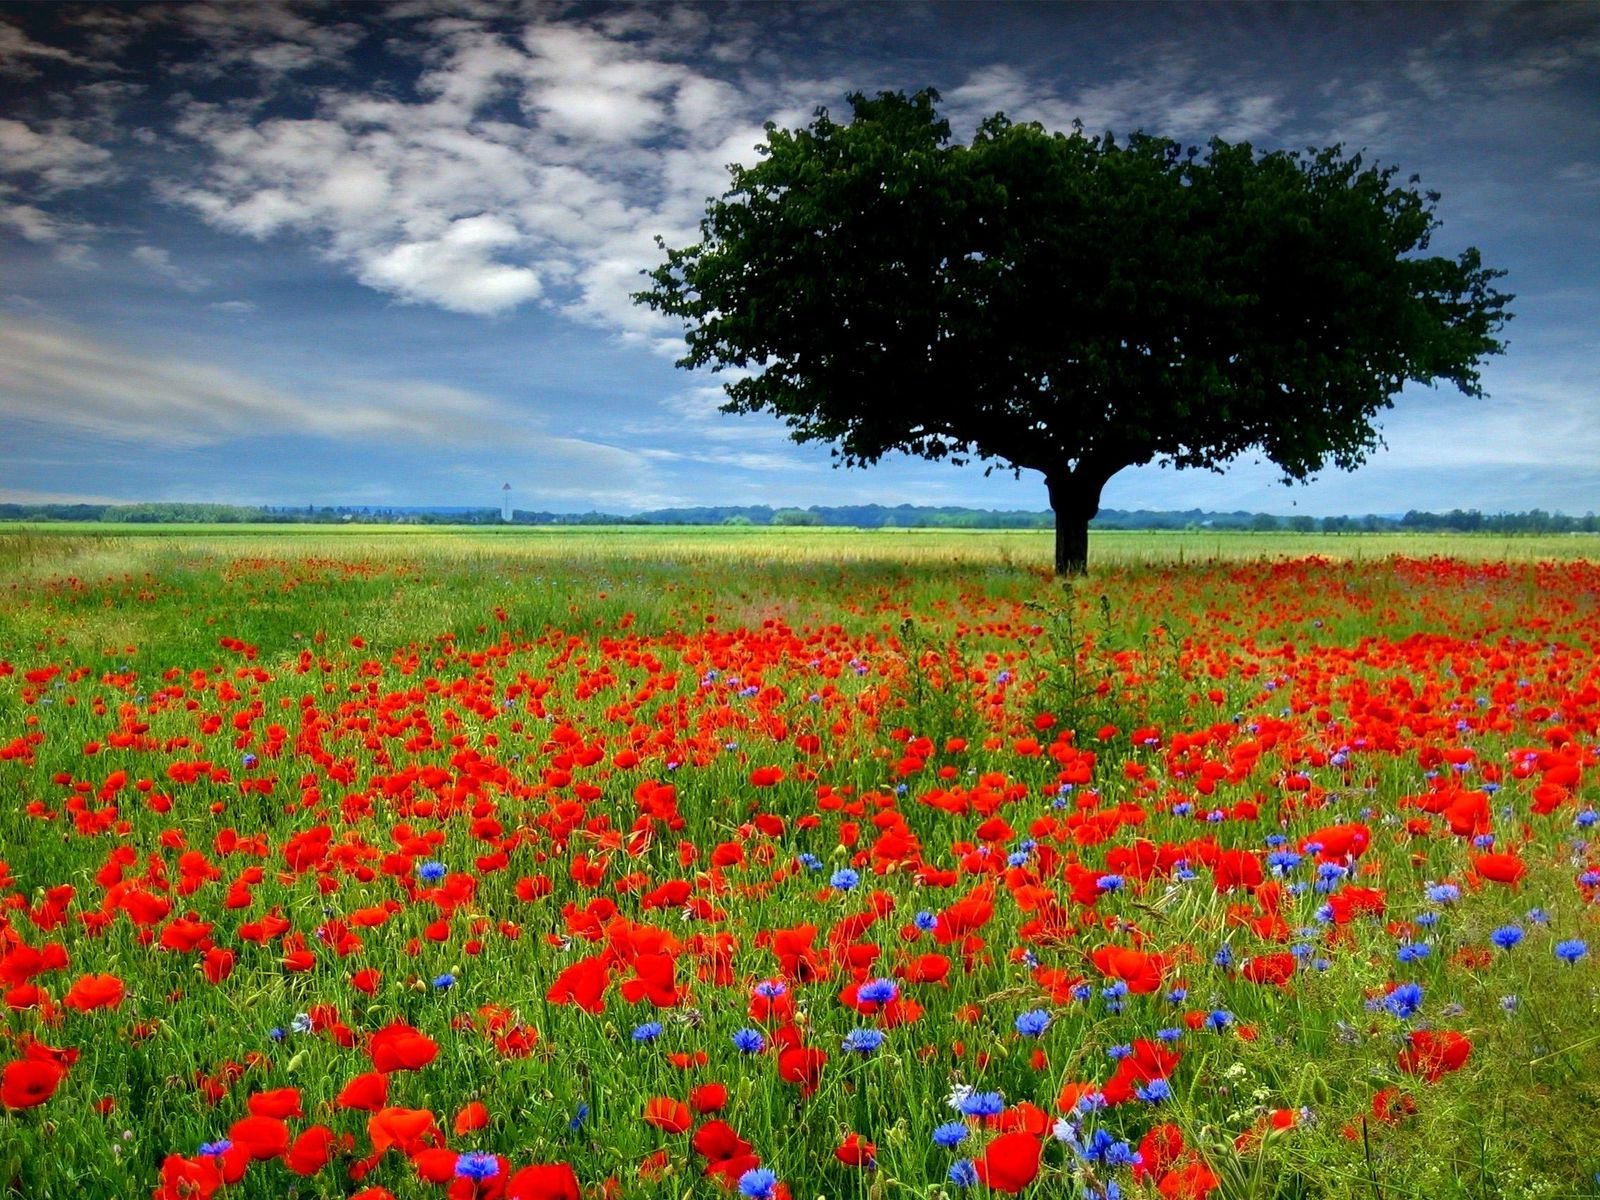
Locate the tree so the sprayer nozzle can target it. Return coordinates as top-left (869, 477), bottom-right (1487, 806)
top-left (637, 90), bottom-right (1513, 573)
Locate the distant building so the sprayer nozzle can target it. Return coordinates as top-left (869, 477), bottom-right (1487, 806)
top-left (501, 483), bottom-right (512, 523)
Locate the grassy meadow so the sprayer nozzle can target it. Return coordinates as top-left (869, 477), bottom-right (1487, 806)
top-left (1, 526), bottom-right (1598, 1200)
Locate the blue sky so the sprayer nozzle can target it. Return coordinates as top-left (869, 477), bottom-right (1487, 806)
top-left (3, 1), bottom-right (1597, 516)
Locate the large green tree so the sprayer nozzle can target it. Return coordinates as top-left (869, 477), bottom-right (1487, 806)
top-left (637, 90), bottom-right (1512, 574)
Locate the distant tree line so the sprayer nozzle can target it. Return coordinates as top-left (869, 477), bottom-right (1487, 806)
top-left (2, 501), bottom-right (1597, 533)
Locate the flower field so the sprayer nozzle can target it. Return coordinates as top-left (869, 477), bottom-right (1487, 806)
top-left (1, 532), bottom-right (1597, 1199)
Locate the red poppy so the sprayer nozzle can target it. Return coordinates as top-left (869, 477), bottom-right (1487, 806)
top-left (642, 1096), bottom-right (692, 1134)
top-left (368, 1022), bottom-right (439, 1072)
top-left (835, 1133), bottom-right (876, 1166)
top-left (975, 1131), bottom-right (1041, 1193)
top-left (776, 1045), bottom-right (826, 1095)
top-left (336, 1072), bottom-right (389, 1112)
top-left (63, 973), bottom-right (125, 1013)
top-left (1398, 1029), bottom-right (1472, 1081)
top-left (1, 1058), bottom-right (65, 1109)
top-left (505, 1163), bottom-right (580, 1200)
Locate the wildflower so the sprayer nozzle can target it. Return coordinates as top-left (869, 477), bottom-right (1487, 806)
top-left (198, 1140), bottom-right (232, 1159)
top-left (858, 978), bottom-right (898, 1005)
top-left (948, 1159), bottom-right (978, 1187)
top-left (1014, 1009), bottom-right (1052, 1037)
top-left (1207, 1009), bottom-right (1233, 1032)
top-left (1490, 925), bottom-right (1524, 950)
top-left (1096, 874), bottom-right (1124, 893)
top-left (914, 910), bottom-right (938, 932)
top-left (1383, 982), bottom-right (1424, 1020)
top-left (455, 1151), bottom-right (500, 1181)
top-left (568, 1103), bottom-right (589, 1131)
top-left (829, 868), bottom-right (860, 891)
top-left (418, 861), bottom-right (448, 883)
top-left (1424, 883), bottom-right (1461, 904)
top-left (1136, 1078), bottom-right (1172, 1104)
top-left (1156, 1027), bottom-right (1183, 1042)
top-left (432, 973), bottom-right (456, 991)
top-left (732, 1028), bottom-right (765, 1054)
top-left (1396, 943), bottom-right (1430, 964)
top-left (932, 1122), bottom-right (969, 1148)
top-left (632, 1022), bottom-right (663, 1042)
top-left (1106, 1043), bottom-right (1132, 1061)
top-left (290, 1012), bottom-right (313, 1034)
top-left (752, 980), bottom-right (787, 999)
top-left (842, 1028), bottom-right (885, 1054)
top-left (738, 1167), bottom-right (778, 1199)
top-left (1554, 939), bottom-right (1589, 964)
top-left (957, 1090), bottom-right (1004, 1118)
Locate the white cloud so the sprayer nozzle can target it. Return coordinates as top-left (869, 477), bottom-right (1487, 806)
top-left (0, 118), bottom-right (116, 190)
top-left (158, 14), bottom-right (818, 327)
top-left (0, 319), bottom-right (648, 491)
top-left (132, 244), bottom-right (209, 292)
top-left (0, 20), bottom-right (108, 74)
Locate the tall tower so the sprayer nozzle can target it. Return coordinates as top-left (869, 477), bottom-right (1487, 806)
top-left (501, 483), bottom-right (512, 523)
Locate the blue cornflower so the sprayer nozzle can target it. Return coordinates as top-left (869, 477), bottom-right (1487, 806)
top-left (1006, 850), bottom-right (1031, 867)
top-left (1207, 1009), bottom-right (1234, 1032)
top-left (1577, 810), bottom-right (1598, 829)
top-left (1213, 944), bottom-right (1234, 969)
top-left (1156, 1026), bottom-right (1183, 1042)
top-left (432, 972), bottom-right (457, 990)
top-left (1490, 925), bottom-right (1524, 950)
top-left (914, 910), bottom-right (938, 932)
top-left (241, 753), bottom-right (258, 769)
top-left (1136, 1078), bottom-right (1172, 1103)
top-left (830, 868), bottom-right (860, 891)
top-left (290, 1012), bottom-right (313, 1034)
top-left (568, 1103), bottom-right (589, 1131)
top-left (948, 1160), bottom-right (978, 1187)
top-left (738, 1167), bottom-right (778, 1200)
top-left (1096, 874), bottom-right (1124, 893)
top-left (932, 1121), bottom-right (969, 1149)
top-left (1425, 883), bottom-right (1461, 904)
top-left (632, 1021), bottom-right (663, 1042)
top-left (1554, 938), bottom-right (1589, 964)
top-left (1166, 987), bottom-right (1188, 1004)
top-left (1266, 850), bottom-right (1303, 873)
top-left (1070, 983), bottom-right (1092, 1002)
top-left (418, 860), bottom-right (448, 883)
top-left (858, 978), bottom-right (898, 1004)
top-left (957, 1091), bottom-right (1004, 1118)
top-left (843, 1028), bottom-right (885, 1054)
top-left (455, 1152), bottom-right (500, 1181)
top-left (1106, 1044), bottom-right (1133, 1062)
top-left (1528, 907), bottom-right (1551, 925)
top-left (753, 980), bottom-right (787, 998)
top-left (268, 1027), bottom-right (286, 1043)
top-left (198, 1140), bottom-right (232, 1159)
top-left (797, 853), bottom-right (823, 871)
top-left (1396, 942), bottom-right (1430, 964)
top-left (1383, 982), bottom-right (1424, 1019)
top-left (732, 1028), bottom-right (766, 1054)
top-left (1014, 1009), bottom-right (1052, 1037)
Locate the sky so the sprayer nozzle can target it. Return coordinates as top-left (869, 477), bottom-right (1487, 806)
top-left (2, 1), bottom-right (1598, 517)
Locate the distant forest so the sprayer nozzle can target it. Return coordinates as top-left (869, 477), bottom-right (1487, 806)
top-left (3, 502), bottom-right (1598, 533)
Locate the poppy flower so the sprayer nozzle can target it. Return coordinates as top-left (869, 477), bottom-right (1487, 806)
top-left (1398, 1030), bottom-right (1472, 1081)
top-left (776, 1045), bottom-right (826, 1095)
top-left (974, 1131), bottom-right (1041, 1193)
top-left (368, 1022), bottom-right (439, 1072)
top-left (642, 1096), bottom-right (692, 1134)
top-left (62, 973), bottom-right (125, 1012)
top-left (505, 1163), bottom-right (580, 1200)
top-left (1, 1058), bottom-right (65, 1109)
top-left (336, 1072), bottom-right (390, 1112)
top-left (834, 1133), bottom-right (876, 1167)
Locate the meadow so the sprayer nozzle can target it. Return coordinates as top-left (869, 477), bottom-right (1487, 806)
top-left (1, 527), bottom-right (1597, 1200)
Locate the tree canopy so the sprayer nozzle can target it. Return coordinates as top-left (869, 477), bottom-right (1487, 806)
top-left (636, 89), bottom-right (1513, 573)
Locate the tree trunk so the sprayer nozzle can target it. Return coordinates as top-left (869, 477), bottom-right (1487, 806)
top-left (1045, 470), bottom-right (1108, 577)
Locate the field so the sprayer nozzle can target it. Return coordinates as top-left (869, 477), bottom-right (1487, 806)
top-left (1, 527), bottom-right (1597, 1200)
